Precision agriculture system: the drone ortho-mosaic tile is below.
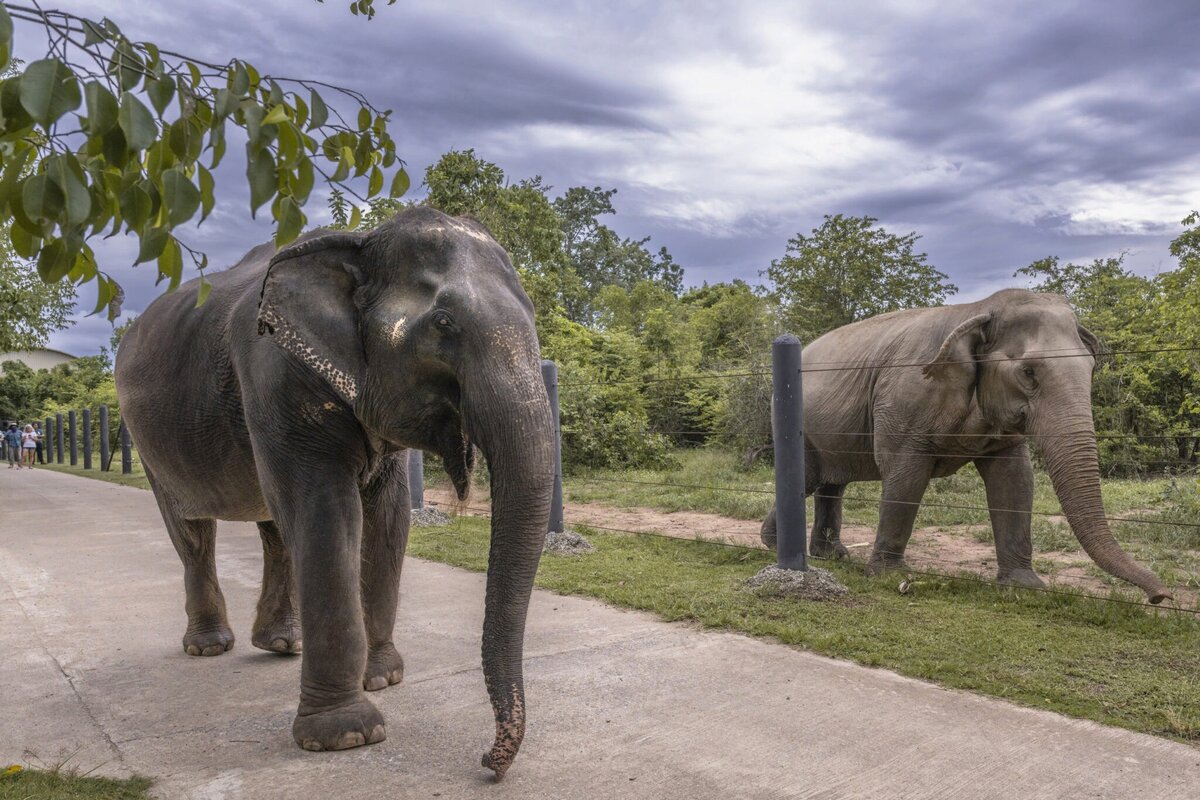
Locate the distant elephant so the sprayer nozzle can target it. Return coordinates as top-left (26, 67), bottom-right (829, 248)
top-left (760, 289), bottom-right (1171, 604)
top-left (115, 207), bottom-right (553, 778)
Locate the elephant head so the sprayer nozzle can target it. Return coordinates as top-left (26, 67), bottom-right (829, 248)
top-left (924, 289), bottom-right (1170, 603)
top-left (256, 206), bottom-right (553, 777)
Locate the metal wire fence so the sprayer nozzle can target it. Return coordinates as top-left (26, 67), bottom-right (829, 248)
top-left (416, 340), bottom-right (1200, 615)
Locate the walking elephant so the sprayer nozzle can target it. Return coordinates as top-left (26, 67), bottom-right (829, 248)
top-left (760, 289), bottom-right (1171, 604)
top-left (115, 207), bottom-right (554, 778)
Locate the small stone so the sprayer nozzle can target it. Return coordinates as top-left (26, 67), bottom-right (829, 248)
top-left (411, 507), bottom-right (452, 527)
top-left (543, 529), bottom-right (594, 556)
top-left (744, 565), bottom-right (849, 601)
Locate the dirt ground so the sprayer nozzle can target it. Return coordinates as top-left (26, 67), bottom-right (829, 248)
top-left (425, 487), bottom-right (1198, 607)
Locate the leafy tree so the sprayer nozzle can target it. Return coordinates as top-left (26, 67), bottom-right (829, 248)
top-left (554, 185), bottom-right (682, 323)
top-left (0, 3), bottom-right (408, 312)
top-left (767, 214), bottom-right (956, 343)
top-left (1017, 252), bottom-right (1197, 474)
top-left (0, 232), bottom-right (75, 352)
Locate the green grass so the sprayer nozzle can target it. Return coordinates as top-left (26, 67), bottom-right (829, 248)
top-left (565, 448), bottom-right (1178, 527)
top-left (410, 516), bottom-right (1200, 742)
top-left (37, 458), bottom-right (150, 490)
top-left (0, 766), bottom-right (152, 799)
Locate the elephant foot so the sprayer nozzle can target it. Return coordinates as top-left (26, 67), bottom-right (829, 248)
top-left (363, 643), bottom-right (404, 691)
top-left (292, 696), bottom-right (386, 752)
top-left (811, 537), bottom-right (849, 560)
top-left (864, 553), bottom-right (908, 576)
top-left (252, 615), bottom-right (302, 654)
top-left (997, 568), bottom-right (1046, 590)
top-left (760, 521), bottom-right (777, 550)
top-left (182, 624), bottom-right (235, 657)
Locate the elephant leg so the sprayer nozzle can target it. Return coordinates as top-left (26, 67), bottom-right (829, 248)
top-left (976, 445), bottom-right (1045, 589)
top-left (866, 460), bottom-right (933, 575)
top-left (359, 453), bottom-right (410, 692)
top-left (147, 470), bottom-right (232, 656)
top-left (265, 469), bottom-right (385, 752)
top-left (251, 520), bottom-right (302, 654)
top-left (810, 484), bottom-right (848, 559)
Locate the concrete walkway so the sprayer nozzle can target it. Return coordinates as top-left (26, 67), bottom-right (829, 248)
top-left (2, 469), bottom-right (1197, 799)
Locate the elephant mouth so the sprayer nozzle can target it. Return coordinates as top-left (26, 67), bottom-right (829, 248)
top-left (437, 421), bottom-right (475, 501)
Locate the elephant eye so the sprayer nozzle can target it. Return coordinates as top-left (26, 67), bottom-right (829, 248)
top-left (432, 309), bottom-right (454, 329)
top-left (1021, 365), bottom-right (1036, 380)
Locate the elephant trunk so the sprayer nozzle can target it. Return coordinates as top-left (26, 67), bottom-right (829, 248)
top-left (1032, 401), bottom-right (1171, 604)
top-left (464, 369), bottom-right (554, 779)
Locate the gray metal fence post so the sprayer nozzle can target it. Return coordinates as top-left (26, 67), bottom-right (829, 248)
top-left (408, 449), bottom-right (424, 510)
top-left (82, 408), bottom-right (93, 469)
top-left (55, 413), bottom-right (64, 463)
top-left (541, 360), bottom-right (564, 534)
top-left (68, 410), bottom-right (78, 466)
top-left (99, 405), bottom-right (110, 471)
top-left (772, 334), bottom-right (807, 571)
top-left (44, 416), bottom-right (53, 463)
top-left (120, 420), bottom-right (132, 475)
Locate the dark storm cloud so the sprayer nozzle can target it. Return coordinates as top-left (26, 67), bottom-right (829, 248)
top-left (839, 1), bottom-right (1200, 189)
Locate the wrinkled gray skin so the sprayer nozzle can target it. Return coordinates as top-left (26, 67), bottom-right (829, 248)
top-left (115, 207), bottom-right (553, 778)
top-left (761, 289), bottom-right (1171, 604)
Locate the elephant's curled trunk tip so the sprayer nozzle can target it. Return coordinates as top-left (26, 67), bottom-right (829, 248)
top-left (480, 685), bottom-right (524, 780)
top-left (1148, 588), bottom-right (1172, 606)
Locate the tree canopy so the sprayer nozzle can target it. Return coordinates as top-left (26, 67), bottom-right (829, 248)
top-left (766, 213), bottom-right (957, 344)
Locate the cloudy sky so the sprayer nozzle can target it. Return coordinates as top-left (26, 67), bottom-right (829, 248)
top-left (18, 0), bottom-right (1200, 355)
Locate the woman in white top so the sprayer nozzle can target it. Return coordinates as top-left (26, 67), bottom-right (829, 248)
top-left (21, 424), bottom-right (39, 469)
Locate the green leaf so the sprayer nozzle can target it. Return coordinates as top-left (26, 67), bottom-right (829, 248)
top-left (22, 173), bottom-right (64, 224)
top-left (246, 148), bottom-right (276, 217)
top-left (209, 121), bottom-right (227, 168)
top-left (196, 277), bottom-right (212, 307)
top-left (118, 92), bottom-right (157, 151)
top-left (230, 61), bottom-right (250, 96)
top-left (19, 59), bottom-right (82, 127)
top-left (161, 168), bottom-right (201, 228)
top-left (292, 157), bottom-right (315, 204)
top-left (118, 183), bottom-right (153, 231)
top-left (45, 155), bottom-right (92, 226)
top-left (357, 106), bottom-right (371, 131)
top-left (348, 204), bottom-right (362, 230)
top-left (84, 81), bottom-right (119, 135)
top-left (158, 235), bottom-right (182, 288)
top-left (262, 103), bottom-right (289, 126)
top-left (168, 118), bottom-right (202, 163)
top-left (368, 165), bottom-right (383, 198)
top-left (292, 93), bottom-right (309, 129)
top-left (82, 18), bottom-right (105, 47)
top-left (308, 88), bottom-right (328, 129)
top-left (275, 195), bottom-right (304, 246)
top-left (0, 7), bottom-right (12, 70)
top-left (110, 42), bottom-right (143, 92)
top-left (276, 121), bottom-right (300, 167)
top-left (9, 219), bottom-right (39, 259)
top-left (389, 166), bottom-right (410, 198)
top-left (213, 88), bottom-right (238, 119)
top-left (0, 143), bottom-right (32, 215)
top-left (37, 237), bottom-right (72, 281)
top-left (146, 75), bottom-right (176, 116)
top-left (186, 61), bottom-right (203, 88)
top-left (198, 164), bottom-right (215, 222)
top-left (91, 274), bottom-right (115, 316)
top-left (135, 226), bottom-right (168, 264)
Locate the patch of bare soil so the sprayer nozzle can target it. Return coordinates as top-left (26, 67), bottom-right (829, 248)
top-left (423, 488), bottom-right (1198, 607)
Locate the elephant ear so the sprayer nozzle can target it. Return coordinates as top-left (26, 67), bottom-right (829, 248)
top-left (257, 231), bottom-right (366, 403)
top-left (922, 313), bottom-right (992, 379)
